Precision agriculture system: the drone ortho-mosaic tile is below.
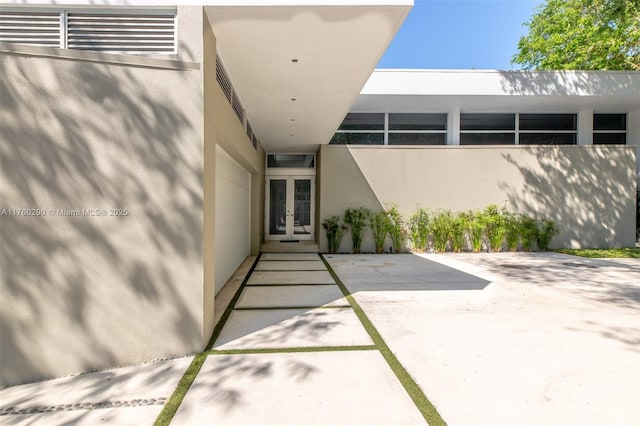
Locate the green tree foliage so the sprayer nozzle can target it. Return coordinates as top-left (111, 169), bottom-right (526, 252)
top-left (513, 0), bottom-right (640, 70)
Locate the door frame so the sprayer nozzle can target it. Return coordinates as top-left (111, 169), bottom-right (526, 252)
top-left (265, 175), bottom-right (315, 241)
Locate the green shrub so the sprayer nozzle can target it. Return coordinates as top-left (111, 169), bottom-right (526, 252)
top-left (322, 215), bottom-right (346, 254)
top-left (345, 204), bottom-right (560, 255)
top-left (385, 205), bottom-right (406, 253)
top-left (344, 207), bottom-right (372, 254)
top-left (451, 212), bottom-right (468, 253)
top-left (466, 211), bottom-right (484, 252)
top-left (371, 211), bottom-right (390, 254)
top-left (504, 212), bottom-right (522, 252)
top-left (408, 207), bottom-right (430, 252)
top-left (431, 210), bottom-right (454, 252)
top-left (537, 219), bottom-right (559, 251)
top-left (520, 215), bottom-right (538, 252)
top-left (481, 205), bottom-right (507, 252)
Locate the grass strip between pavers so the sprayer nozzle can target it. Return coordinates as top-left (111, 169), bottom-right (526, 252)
top-left (233, 305), bottom-right (349, 310)
top-left (244, 283), bottom-right (336, 287)
top-left (254, 269), bottom-right (329, 272)
top-left (320, 254), bottom-right (447, 426)
top-left (208, 345), bottom-right (377, 355)
top-left (154, 254), bottom-right (262, 426)
top-left (153, 352), bottom-right (206, 426)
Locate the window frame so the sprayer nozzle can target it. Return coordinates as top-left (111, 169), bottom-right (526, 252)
top-left (460, 113), bottom-right (516, 145)
top-left (331, 112), bottom-right (448, 146)
top-left (593, 113), bottom-right (627, 145)
top-left (459, 112), bottom-right (578, 146)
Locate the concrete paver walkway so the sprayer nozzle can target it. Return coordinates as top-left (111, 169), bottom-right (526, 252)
top-left (2, 252), bottom-right (637, 426)
top-left (170, 253), bottom-right (430, 425)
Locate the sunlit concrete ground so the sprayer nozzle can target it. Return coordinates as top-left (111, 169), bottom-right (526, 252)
top-left (1, 252), bottom-right (638, 426)
top-left (0, 356), bottom-right (193, 425)
top-left (326, 252), bottom-right (640, 426)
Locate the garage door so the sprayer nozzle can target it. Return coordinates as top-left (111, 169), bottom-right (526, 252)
top-left (215, 145), bottom-right (251, 295)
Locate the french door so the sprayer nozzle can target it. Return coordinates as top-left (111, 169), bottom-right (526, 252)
top-left (266, 176), bottom-right (315, 241)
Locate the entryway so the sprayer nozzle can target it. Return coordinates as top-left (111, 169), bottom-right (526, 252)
top-left (264, 154), bottom-right (317, 251)
top-left (266, 176), bottom-right (314, 241)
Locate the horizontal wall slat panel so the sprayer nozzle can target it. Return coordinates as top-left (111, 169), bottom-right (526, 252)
top-left (0, 22), bottom-right (60, 26)
top-left (69, 27), bottom-right (174, 33)
top-left (0, 9), bottom-right (176, 54)
top-left (67, 12), bottom-right (175, 54)
top-left (67, 22), bottom-right (175, 28)
top-left (0, 32), bottom-right (60, 36)
top-left (0, 11), bottom-right (60, 47)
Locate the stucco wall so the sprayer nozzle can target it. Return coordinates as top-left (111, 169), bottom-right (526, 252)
top-left (201, 11), bottom-right (265, 344)
top-left (0, 8), bottom-right (266, 385)
top-left (319, 145), bottom-right (636, 251)
top-left (0, 8), bottom-right (207, 386)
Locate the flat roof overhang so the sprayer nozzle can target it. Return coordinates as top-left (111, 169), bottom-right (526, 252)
top-left (205, 3), bottom-right (412, 153)
top-left (352, 69), bottom-right (640, 113)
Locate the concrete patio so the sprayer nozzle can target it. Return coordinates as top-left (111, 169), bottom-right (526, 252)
top-left (325, 252), bottom-right (640, 426)
top-left (1, 252), bottom-right (638, 425)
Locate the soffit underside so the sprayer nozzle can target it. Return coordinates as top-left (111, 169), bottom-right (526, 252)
top-left (205, 5), bottom-right (411, 153)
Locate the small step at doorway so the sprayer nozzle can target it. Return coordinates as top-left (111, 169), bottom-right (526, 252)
top-left (261, 240), bottom-right (319, 253)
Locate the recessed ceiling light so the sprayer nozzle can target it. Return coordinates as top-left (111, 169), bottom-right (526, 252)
top-left (290, 119), bottom-right (295, 122)
top-left (291, 59), bottom-right (298, 63)
top-left (291, 98), bottom-right (296, 101)
top-left (290, 134), bottom-right (294, 137)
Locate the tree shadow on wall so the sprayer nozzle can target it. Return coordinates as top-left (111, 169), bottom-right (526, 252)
top-left (499, 146), bottom-right (636, 248)
top-left (498, 70), bottom-right (639, 96)
top-left (0, 44), bottom-right (204, 385)
top-left (497, 70), bottom-right (639, 247)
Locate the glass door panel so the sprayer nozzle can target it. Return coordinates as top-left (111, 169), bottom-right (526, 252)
top-left (269, 179), bottom-right (286, 235)
top-left (294, 179), bottom-right (311, 235)
top-left (266, 176), bottom-right (315, 241)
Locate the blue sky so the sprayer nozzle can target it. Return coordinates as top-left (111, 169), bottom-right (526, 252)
top-left (377, 0), bottom-right (545, 70)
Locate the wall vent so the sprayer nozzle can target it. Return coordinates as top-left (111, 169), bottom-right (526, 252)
top-left (0, 10), bottom-right (61, 47)
top-left (0, 8), bottom-right (176, 54)
top-left (231, 94), bottom-right (244, 123)
top-left (215, 54), bottom-right (258, 150)
top-left (67, 12), bottom-right (175, 54)
top-left (246, 120), bottom-right (254, 141)
top-left (215, 55), bottom-right (234, 104)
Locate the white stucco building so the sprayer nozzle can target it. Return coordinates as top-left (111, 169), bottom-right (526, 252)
top-left (1, 1), bottom-right (638, 386)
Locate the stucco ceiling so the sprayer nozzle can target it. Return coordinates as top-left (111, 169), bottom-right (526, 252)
top-left (205, 4), bottom-right (411, 153)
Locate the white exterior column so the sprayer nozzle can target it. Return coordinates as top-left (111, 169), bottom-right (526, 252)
top-left (577, 110), bottom-right (593, 145)
top-left (628, 109), bottom-right (640, 185)
top-left (448, 108), bottom-right (460, 145)
top-left (384, 112), bottom-right (389, 145)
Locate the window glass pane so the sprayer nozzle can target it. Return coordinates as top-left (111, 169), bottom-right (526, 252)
top-left (519, 133), bottom-right (576, 145)
top-left (294, 179), bottom-right (311, 235)
top-left (594, 114), bottom-right (626, 131)
top-left (269, 179), bottom-right (286, 235)
top-left (389, 113), bottom-right (447, 130)
top-left (388, 133), bottom-right (446, 145)
top-left (460, 133), bottom-right (515, 145)
top-left (460, 114), bottom-right (515, 130)
top-left (267, 154), bottom-right (314, 168)
top-left (338, 113), bottom-right (384, 130)
top-left (329, 133), bottom-right (384, 145)
top-left (593, 133), bottom-right (626, 145)
top-left (519, 114), bottom-right (576, 130)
